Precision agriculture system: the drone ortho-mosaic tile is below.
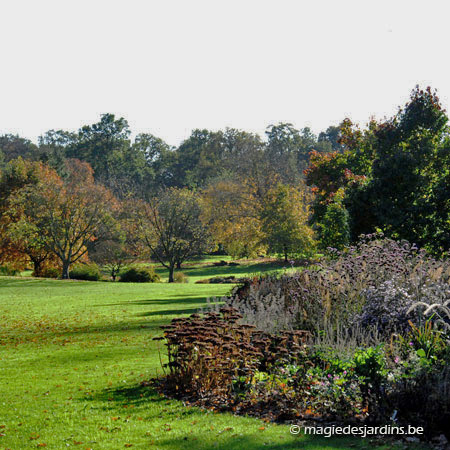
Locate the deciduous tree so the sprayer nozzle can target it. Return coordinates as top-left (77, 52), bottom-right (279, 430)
top-left (12, 160), bottom-right (116, 278)
top-left (261, 183), bottom-right (316, 261)
top-left (136, 188), bottom-right (211, 282)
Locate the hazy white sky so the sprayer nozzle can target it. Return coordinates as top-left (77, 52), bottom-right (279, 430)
top-left (1, 0), bottom-right (449, 146)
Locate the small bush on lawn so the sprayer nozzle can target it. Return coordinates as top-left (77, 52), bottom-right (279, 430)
top-left (38, 266), bottom-right (60, 278)
top-left (0, 263), bottom-right (21, 276)
top-left (173, 271), bottom-right (189, 283)
top-left (119, 266), bottom-right (160, 283)
top-left (70, 263), bottom-right (102, 281)
top-left (196, 276), bottom-right (246, 284)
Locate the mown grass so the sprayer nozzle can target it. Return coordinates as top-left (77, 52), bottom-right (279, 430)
top-left (0, 261), bottom-right (413, 449)
top-left (155, 259), bottom-right (291, 283)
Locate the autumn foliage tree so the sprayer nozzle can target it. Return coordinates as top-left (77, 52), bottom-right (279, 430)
top-left (0, 158), bottom-right (60, 274)
top-left (12, 159), bottom-right (116, 278)
top-left (200, 177), bottom-right (267, 258)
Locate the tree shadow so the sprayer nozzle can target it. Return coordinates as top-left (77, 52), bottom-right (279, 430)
top-left (104, 294), bottom-right (225, 308)
top-left (86, 383), bottom-right (164, 406)
top-left (154, 432), bottom-right (382, 450)
top-left (137, 308), bottom-right (202, 317)
top-left (153, 260), bottom-right (289, 280)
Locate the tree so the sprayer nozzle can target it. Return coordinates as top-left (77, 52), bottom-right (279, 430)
top-left (0, 134), bottom-right (39, 162)
top-left (38, 129), bottom-right (77, 177)
top-left (136, 188), bottom-right (211, 282)
top-left (89, 201), bottom-right (141, 280)
top-left (304, 118), bottom-right (375, 232)
top-left (200, 177), bottom-right (266, 259)
top-left (131, 133), bottom-right (175, 195)
top-left (12, 160), bottom-right (116, 278)
top-left (265, 123), bottom-right (332, 184)
top-left (318, 125), bottom-right (344, 152)
top-left (317, 192), bottom-right (350, 251)
top-left (364, 86), bottom-right (449, 252)
top-left (0, 158), bottom-right (59, 272)
top-left (261, 183), bottom-right (316, 261)
top-left (89, 239), bottom-right (131, 281)
top-left (68, 113), bottom-right (131, 176)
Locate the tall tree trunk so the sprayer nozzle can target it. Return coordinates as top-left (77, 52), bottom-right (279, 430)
top-left (284, 246), bottom-right (288, 262)
top-left (168, 264), bottom-right (175, 283)
top-left (32, 259), bottom-right (42, 277)
top-left (62, 260), bottom-right (70, 279)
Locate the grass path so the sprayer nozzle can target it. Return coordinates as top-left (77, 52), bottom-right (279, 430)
top-left (0, 266), bottom-right (407, 449)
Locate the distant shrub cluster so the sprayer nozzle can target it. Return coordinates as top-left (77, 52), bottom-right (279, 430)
top-left (0, 263), bottom-right (21, 276)
top-left (119, 266), bottom-right (160, 283)
top-left (196, 276), bottom-right (247, 284)
top-left (70, 263), bottom-right (102, 281)
top-left (38, 266), bottom-right (60, 278)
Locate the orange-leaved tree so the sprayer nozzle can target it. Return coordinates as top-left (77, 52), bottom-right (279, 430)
top-left (11, 159), bottom-right (117, 278)
top-left (0, 158), bottom-right (60, 274)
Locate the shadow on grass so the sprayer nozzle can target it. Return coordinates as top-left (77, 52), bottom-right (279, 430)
top-left (83, 384), bottom-right (398, 449)
top-left (154, 434), bottom-right (378, 450)
top-left (104, 294), bottom-right (226, 308)
top-left (137, 308), bottom-right (203, 317)
top-left (155, 261), bottom-right (288, 279)
top-left (87, 383), bottom-right (165, 406)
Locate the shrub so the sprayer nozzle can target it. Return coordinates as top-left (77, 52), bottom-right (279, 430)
top-left (173, 271), bottom-right (189, 283)
top-left (155, 307), bottom-right (310, 404)
top-left (385, 328), bottom-right (450, 436)
top-left (155, 306), bottom-right (450, 433)
top-left (70, 263), bottom-right (102, 281)
top-left (389, 364), bottom-right (450, 437)
top-left (213, 260), bottom-right (228, 266)
top-left (38, 266), bottom-right (60, 278)
top-left (0, 263), bottom-right (21, 276)
top-left (222, 235), bottom-right (450, 335)
top-left (318, 200), bottom-right (350, 251)
top-left (196, 276), bottom-right (249, 284)
top-left (119, 266), bottom-right (160, 283)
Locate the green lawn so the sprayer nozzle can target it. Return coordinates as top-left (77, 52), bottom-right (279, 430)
top-left (155, 258), bottom-right (291, 283)
top-left (0, 262), bottom-right (410, 449)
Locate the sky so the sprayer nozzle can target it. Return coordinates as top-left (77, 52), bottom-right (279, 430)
top-left (1, 0), bottom-right (450, 146)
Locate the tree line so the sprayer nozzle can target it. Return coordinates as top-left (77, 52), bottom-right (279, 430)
top-left (1, 86), bottom-right (449, 280)
top-left (0, 117), bottom-right (338, 198)
top-left (0, 157), bottom-right (315, 281)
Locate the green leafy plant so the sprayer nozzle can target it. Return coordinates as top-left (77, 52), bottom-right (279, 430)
top-left (0, 263), bottom-right (21, 276)
top-left (69, 263), bottom-right (102, 281)
top-left (119, 266), bottom-right (160, 283)
top-left (173, 271), bottom-right (189, 283)
top-left (352, 345), bottom-right (387, 420)
top-left (406, 318), bottom-right (446, 361)
top-left (38, 266), bottom-right (60, 278)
